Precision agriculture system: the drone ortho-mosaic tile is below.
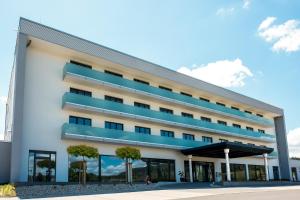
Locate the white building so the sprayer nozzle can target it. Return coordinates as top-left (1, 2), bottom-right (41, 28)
top-left (0, 18), bottom-right (293, 184)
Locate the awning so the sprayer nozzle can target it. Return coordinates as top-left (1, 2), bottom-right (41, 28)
top-left (181, 142), bottom-right (274, 158)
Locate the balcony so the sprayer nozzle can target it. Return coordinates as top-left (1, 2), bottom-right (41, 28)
top-left (62, 92), bottom-right (275, 142)
top-left (63, 63), bottom-right (274, 127)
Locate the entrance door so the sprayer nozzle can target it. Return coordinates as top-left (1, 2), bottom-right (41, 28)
top-left (184, 161), bottom-right (214, 182)
top-left (273, 166), bottom-right (279, 180)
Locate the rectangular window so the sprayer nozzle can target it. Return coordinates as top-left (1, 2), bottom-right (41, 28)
top-left (233, 123), bottom-right (241, 128)
top-left (160, 130), bottom-right (174, 137)
top-left (231, 106), bottom-right (240, 111)
top-left (105, 121), bottom-right (124, 130)
top-left (219, 139), bottom-right (228, 143)
top-left (245, 110), bottom-right (252, 114)
top-left (180, 92), bottom-right (192, 97)
top-left (217, 120), bottom-right (227, 126)
top-left (201, 116), bottom-right (212, 122)
top-left (135, 126), bottom-right (151, 135)
top-left (70, 60), bottom-right (92, 69)
top-left (181, 112), bottom-right (194, 118)
top-left (247, 143), bottom-right (255, 146)
top-left (133, 78), bottom-right (149, 85)
top-left (199, 97), bottom-right (210, 102)
top-left (202, 136), bottom-right (213, 143)
top-left (258, 129), bottom-right (265, 134)
top-left (160, 107), bottom-right (173, 114)
top-left (70, 88), bottom-right (92, 97)
top-left (28, 150), bottom-right (56, 183)
top-left (183, 133), bottom-right (195, 141)
top-left (234, 141), bottom-right (243, 144)
top-left (104, 95), bottom-right (123, 103)
top-left (134, 102), bottom-right (150, 109)
top-left (216, 102), bottom-right (226, 107)
top-left (248, 165), bottom-right (266, 181)
top-left (159, 85), bottom-right (172, 92)
top-left (257, 114), bottom-right (264, 117)
top-left (69, 116), bottom-right (91, 126)
top-left (104, 70), bottom-right (123, 77)
top-left (246, 126), bottom-right (254, 131)
top-left (69, 154), bottom-right (98, 182)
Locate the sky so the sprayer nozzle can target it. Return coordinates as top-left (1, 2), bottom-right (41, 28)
top-left (0, 0), bottom-right (299, 155)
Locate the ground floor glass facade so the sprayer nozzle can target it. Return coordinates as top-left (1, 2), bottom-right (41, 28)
top-left (221, 163), bottom-right (246, 181)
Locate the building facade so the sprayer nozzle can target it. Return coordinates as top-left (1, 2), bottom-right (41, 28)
top-left (1, 18), bottom-right (292, 184)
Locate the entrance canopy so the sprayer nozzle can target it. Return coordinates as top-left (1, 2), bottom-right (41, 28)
top-left (181, 142), bottom-right (273, 158)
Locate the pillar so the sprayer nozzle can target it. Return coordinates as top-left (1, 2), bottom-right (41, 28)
top-left (188, 155), bottom-right (193, 183)
top-left (224, 148), bottom-right (231, 181)
top-left (263, 153), bottom-right (269, 181)
top-left (245, 164), bottom-right (249, 181)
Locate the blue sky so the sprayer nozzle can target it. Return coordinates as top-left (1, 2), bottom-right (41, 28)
top-left (0, 0), bottom-right (299, 154)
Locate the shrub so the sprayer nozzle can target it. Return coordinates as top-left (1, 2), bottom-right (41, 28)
top-left (0, 184), bottom-right (16, 197)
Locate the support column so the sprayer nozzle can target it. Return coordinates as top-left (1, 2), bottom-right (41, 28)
top-left (263, 153), bottom-right (269, 181)
top-left (245, 164), bottom-right (249, 181)
top-left (188, 155), bottom-right (193, 183)
top-left (224, 148), bottom-right (231, 181)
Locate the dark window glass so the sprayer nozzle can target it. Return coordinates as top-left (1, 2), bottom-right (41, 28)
top-left (134, 102), bottom-right (150, 109)
top-left (104, 70), bottom-right (123, 77)
top-left (199, 97), bottom-right (210, 102)
top-left (100, 155), bottom-right (126, 183)
top-left (221, 163), bottom-right (246, 181)
top-left (234, 141), bottom-right (243, 144)
top-left (28, 150), bottom-right (56, 183)
top-left (248, 165), bottom-right (266, 181)
top-left (256, 114), bottom-right (264, 117)
top-left (159, 86), bottom-right (172, 92)
top-left (258, 129), bottom-right (265, 134)
top-left (105, 121), bottom-right (124, 130)
top-left (181, 112), bottom-right (193, 118)
top-left (104, 95), bottom-right (123, 103)
top-left (231, 106), bottom-right (240, 111)
top-left (160, 130), bottom-right (174, 138)
top-left (135, 126), bottom-right (151, 135)
top-left (245, 110), bottom-right (252, 114)
top-left (160, 107), bottom-right (173, 114)
top-left (133, 78), bottom-right (149, 85)
top-left (202, 136), bottom-right (213, 143)
top-left (216, 102), bottom-right (225, 107)
top-left (183, 133), bottom-right (195, 141)
top-left (246, 126), bottom-right (254, 131)
top-left (201, 116), bottom-right (211, 122)
top-left (180, 92), bottom-right (192, 97)
top-left (70, 60), bottom-right (92, 69)
top-left (69, 116), bottom-right (91, 126)
top-left (70, 88), bottom-right (92, 97)
top-left (247, 143), bottom-right (255, 146)
top-left (219, 139), bottom-right (228, 143)
top-left (217, 120), bottom-right (227, 126)
top-left (233, 123), bottom-right (241, 128)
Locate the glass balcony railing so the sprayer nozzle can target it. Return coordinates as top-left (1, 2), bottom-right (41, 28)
top-left (63, 63), bottom-right (274, 126)
top-left (62, 123), bottom-right (208, 149)
top-left (62, 92), bottom-right (275, 142)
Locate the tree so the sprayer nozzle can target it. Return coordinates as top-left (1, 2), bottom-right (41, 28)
top-left (67, 145), bottom-right (99, 185)
top-left (115, 146), bottom-right (141, 184)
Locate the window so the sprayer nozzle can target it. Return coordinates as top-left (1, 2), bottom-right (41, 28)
top-left (161, 130), bottom-right (174, 137)
top-left (248, 165), bottom-right (266, 181)
top-left (202, 136), bottom-right (213, 143)
top-left (28, 150), bottom-right (56, 183)
top-left (134, 102), bottom-right (150, 109)
top-left (221, 163), bottom-right (246, 181)
top-left (133, 78), bottom-right (149, 85)
top-left (231, 106), bottom-right (240, 111)
top-left (70, 88), bottom-right (92, 97)
top-left (105, 121), bottom-right (123, 130)
top-left (245, 110), bottom-right (252, 114)
top-left (216, 102), bottom-right (225, 107)
top-left (247, 143), bottom-right (255, 146)
top-left (69, 116), bottom-right (91, 126)
top-left (183, 133), bottom-right (195, 141)
top-left (258, 129), bottom-right (265, 134)
top-left (181, 112), bottom-right (193, 118)
top-left (246, 126), bottom-right (254, 131)
top-left (104, 70), bottom-right (123, 77)
top-left (135, 126), bottom-right (151, 135)
top-left (257, 114), bottom-right (264, 117)
top-left (199, 97), bottom-right (210, 102)
top-left (100, 155), bottom-right (126, 183)
top-left (159, 85), bottom-right (172, 92)
top-left (70, 60), bottom-right (92, 69)
top-left (104, 95), bottom-right (123, 103)
top-left (201, 116), bottom-right (212, 122)
top-left (217, 120), bottom-right (227, 126)
top-left (234, 141), bottom-right (243, 144)
top-left (233, 123), bottom-right (241, 128)
top-left (180, 92), bottom-right (192, 97)
top-left (160, 107), bottom-right (173, 114)
top-left (219, 139), bottom-right (228, 143)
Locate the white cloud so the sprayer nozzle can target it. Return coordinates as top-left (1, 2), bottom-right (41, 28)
top-left (258, 17), bottom-right (300, 52)
top-left (216, 7), bottom-right (235, 16)
top-left (0, 96), bottom-right (7, 105)
top-left (177, 59), bottom-right (253, 88)
top-left (242, 0), bottom-right (251, 9)
top-left (288, 128), bottom-right (300, 157)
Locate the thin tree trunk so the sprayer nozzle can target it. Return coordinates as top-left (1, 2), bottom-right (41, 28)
top-left (83, 161), bottom-right (87, 185)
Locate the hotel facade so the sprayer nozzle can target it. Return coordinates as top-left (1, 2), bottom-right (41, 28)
top-left (0, 18), bottom-right (293, 184)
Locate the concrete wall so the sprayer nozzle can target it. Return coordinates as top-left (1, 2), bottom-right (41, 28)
top-left (0, 141), bottom-right (11, 183)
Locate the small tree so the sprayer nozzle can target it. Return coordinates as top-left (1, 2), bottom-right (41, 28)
top-left (115, 146), bottom-right (141, 184)
top-left (67, 145), bottom-right (99, 185)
